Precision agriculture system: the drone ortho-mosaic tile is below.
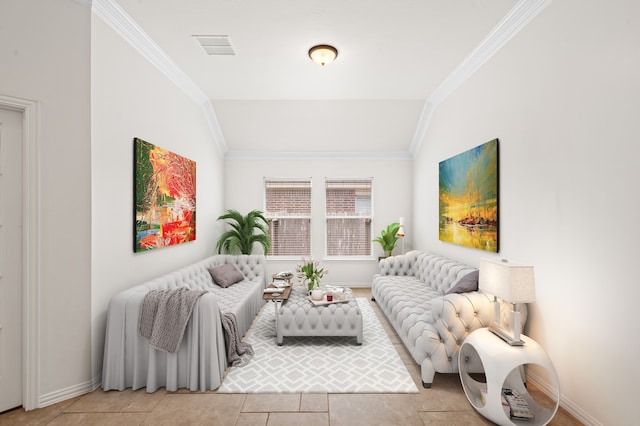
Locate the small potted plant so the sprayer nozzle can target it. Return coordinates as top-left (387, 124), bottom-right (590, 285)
top-left (372, 222), bottom-right (400, 258)
top-left (216, 209), bottom-right (271, 255)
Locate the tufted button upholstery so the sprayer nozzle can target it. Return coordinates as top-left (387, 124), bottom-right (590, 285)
top-left (372, 250), bottom-right (528, 387)
top-left (276, 286), bottom-right (363, 345)
top-left (138, 254), bottom-right (267, 333)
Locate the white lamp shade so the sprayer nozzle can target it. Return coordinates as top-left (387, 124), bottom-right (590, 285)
top-left (479, 258), bottom-right (535, 303)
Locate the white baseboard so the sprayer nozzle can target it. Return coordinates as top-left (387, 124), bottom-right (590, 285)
top-left (527, 370), bottom-right (602, 426)
top-left (91, 374), bottom-right (102, 391)
top-left (38, 379), bottom-right (95, 409)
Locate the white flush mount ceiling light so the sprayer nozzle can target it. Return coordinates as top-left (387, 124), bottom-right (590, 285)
top-left (308, 44), bottom-right (338, 66)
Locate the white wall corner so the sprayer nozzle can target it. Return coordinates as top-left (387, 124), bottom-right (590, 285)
top-left (91, 374), bottom-right (102, 391)
top-left (91, 0), bottom-right (228, 156)
top-left (409, 0), bottom-right (553, 157)
top-left (202, 100), bottom-right (229, 156)
top-left (527, 369), bottom-right (601, 426)
top-left (409, 100), bottom-right (435, 157)
top-left (71, 0), bottom-right (93, 7)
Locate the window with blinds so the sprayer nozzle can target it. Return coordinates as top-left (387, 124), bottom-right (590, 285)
top-left (264, 179), bottom-right (312, 256)
top-left (325, 178), bottom-right (373, 257)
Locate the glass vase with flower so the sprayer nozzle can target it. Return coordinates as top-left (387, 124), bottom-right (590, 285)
top-left (296, 258), bottom-right (328, 297)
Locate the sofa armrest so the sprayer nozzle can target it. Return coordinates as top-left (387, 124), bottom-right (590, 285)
top-left (432, 292), bottom-right (494, 356)
top-left (432, 292), bottom-right (529, 357)
top-left (102, 286), bottom-right (226, 392)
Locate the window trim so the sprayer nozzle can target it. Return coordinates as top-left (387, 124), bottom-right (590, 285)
top-left (324, 177), bottom-right (374, 259)
top-left (263, 177), bottom-right (312, 258)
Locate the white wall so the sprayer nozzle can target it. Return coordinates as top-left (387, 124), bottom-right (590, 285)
top-left (0, 0), bottom-right (92, 403)
top-left (413, 1), bottom-right (640, 424)
top-left (5, 1), bottom-right (635, 421)
top-left (225, 158), bottom-right (412, 286)
top-left (90, 16), bottom-right (225, 385)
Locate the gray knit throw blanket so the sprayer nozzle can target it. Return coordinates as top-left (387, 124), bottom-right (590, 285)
top-left (139, 287), bottom-right (207, 353)
top-left (221, 311), bottom-right (254, 367)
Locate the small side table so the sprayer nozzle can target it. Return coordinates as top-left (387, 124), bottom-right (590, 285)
top-left (459, 328), bottom-right (560, 426)
top-left (262, 284), bottom-right (291, 317)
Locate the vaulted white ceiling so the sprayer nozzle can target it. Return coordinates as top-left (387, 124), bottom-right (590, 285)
top-left (98, 0), bottom-right (550, 158)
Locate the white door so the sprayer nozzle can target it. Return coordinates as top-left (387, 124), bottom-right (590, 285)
top-left (0, 107), bottom-right (23, 412)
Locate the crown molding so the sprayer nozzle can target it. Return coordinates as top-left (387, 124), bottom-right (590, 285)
top-left (225, 150), bottom-right (412, 161)
top-left (409, 0), bottom-right (552, 157)
top-left (409, 100), bottom-right (436, 158)
top-left (202, 100), bottom-right (228, 156)
top-left (91, 0), bottom-right (228, 154)
top-left (72, 0), bottom-right (93, 7)
top-left (92, 0), bottom-right (549, 161)
top-left (91, 0), bottom-right (207, 104)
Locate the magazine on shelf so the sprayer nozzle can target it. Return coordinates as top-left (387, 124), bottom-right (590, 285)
top-left (502, 388), bottom-right (535, 420)
top-left (480, 388), bottom-right (510, 416)
top-left (479, 388), bottom-right (534, 420)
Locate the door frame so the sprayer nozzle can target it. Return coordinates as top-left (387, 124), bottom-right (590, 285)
top-left (0, 94), bottom-right (40, 411)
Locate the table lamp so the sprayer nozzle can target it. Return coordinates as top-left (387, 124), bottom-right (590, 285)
top-left (479, 258), bottom-right (535, 346)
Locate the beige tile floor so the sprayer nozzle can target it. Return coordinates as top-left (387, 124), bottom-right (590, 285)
top-left (0, 288), bottom-right (583, 426)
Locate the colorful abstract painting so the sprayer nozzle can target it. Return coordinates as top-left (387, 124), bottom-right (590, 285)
top-left (439, 139), bottom-right (498, 252)
top-left (134, 138), bottom-right (196, 252)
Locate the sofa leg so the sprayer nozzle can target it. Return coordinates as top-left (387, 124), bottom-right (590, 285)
top-left (421, 360), bottom-right (436, 389)
top-left (371, 296), bottom-right (376, 301)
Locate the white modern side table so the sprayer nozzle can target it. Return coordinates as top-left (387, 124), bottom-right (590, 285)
top-left (459, 328), bottom-right (560, 426)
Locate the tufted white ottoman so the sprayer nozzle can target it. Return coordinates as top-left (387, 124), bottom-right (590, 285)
top-left (276, 286), bottom-right (363, 345)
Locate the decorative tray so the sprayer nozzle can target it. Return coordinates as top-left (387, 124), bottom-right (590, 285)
top-left (307, 295), bottom-right (350, 306)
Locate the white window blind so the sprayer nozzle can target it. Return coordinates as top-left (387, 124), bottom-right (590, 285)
top-left (325, 178), bottom-right (373, 256)
top-left (264, 179), bottom-right (312, 256)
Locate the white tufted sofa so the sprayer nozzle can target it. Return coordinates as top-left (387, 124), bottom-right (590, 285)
top-left (371, 250), bottom-right (527, 388)
top-left (102, 254), bottom-right (267, 393)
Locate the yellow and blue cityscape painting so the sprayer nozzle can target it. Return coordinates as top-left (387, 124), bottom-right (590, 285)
top-left (439, 139), bottom-right (498, 252)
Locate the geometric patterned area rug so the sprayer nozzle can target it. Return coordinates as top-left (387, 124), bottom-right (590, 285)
top-left (217, 298), bottom-right (419, 394)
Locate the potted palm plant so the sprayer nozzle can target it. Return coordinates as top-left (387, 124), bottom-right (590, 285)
top-left (216, 209), bottom-right (271, 255)
top-left (372, 222), bottom-right (400, 258)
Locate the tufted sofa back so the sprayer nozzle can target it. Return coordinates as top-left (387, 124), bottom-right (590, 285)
top-left (210, 254), bottom-right (267, 283)
top-left (378, 250), bottom-right (477, 294)
top-left (378, 250), bottom-right (422, 276)
top-left (140, 254), bottom-right (267, 292)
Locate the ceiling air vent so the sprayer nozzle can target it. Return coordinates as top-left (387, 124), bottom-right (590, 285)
top-left (194, 35), bottom-right (235, 55)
